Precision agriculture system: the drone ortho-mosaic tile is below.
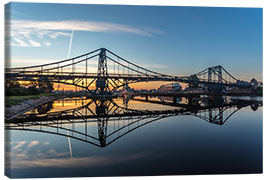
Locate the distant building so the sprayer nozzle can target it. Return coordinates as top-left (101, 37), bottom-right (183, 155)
top-left (184, 87), bottom-right (204, 93)
top-left (140, 89), bottom-right (149, 93)
top-left (122, 84), bottom-right (135, 93)
top-left (149, 89), bottom-right (157, 93)
top-left (236, 80), bottom-right (250, 87)
top-left (158, 83), bottom-right (182, 93)
top-left (159, 96), bottom-right (182, 103)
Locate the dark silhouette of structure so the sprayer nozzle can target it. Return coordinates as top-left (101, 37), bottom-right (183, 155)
top-left (5, 48), bottom-right (253, 95)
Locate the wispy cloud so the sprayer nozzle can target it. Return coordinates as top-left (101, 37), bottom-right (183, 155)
top-left (7, 150), bottom-right (155, 169)
top-left (12, 38), bottom-right (28, 47)
top-left (143, 26), bottom-right (168, 35)
top-left (11, 141), bottom-right (26, 151)
top-left (7, 20), bottom-right (167, 47)
top-left (10, 58), bottom-right (98, 69)
top-left (27, 141), bottom-right (39, 149)
top-left (6, 9), bottom-right (35, 19)
top-left (28, 39), bottom-right (41, 47)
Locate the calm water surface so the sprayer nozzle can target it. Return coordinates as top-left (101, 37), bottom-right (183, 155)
top-left (5, 97), bottom-right (262, 178)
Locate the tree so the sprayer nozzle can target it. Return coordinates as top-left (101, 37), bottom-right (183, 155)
top-left (188, 74), bottom-right (199, 88)
top-left (5, 78), bottom-right (54, 96)
top-left (5, 80), bottom-right (22, 96)
top-left (37, 78), bottom-right (54, 93)
top-left (37, 101), bottom-right (53, 114)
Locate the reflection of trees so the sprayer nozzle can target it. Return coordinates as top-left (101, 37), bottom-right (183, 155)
top-left (188, 74), bottom-right (199, 88)
top-left (250, 103), bottom-right (259, 111)
top-left (37, 101), bottom-right (54, 114)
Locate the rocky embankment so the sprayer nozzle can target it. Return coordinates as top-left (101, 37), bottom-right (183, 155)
top-left (5, 96), bottom-right (57, 120)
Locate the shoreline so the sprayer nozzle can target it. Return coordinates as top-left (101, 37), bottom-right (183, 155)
top-left (5, 96), bottom-right (58, 121)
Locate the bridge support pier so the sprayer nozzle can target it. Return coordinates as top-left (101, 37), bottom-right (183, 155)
top-left (188, 97), bottom-right (193, 105)
top-left (145, 95), bottom-right (149, 101)
top-left (173, 97), bottom-right (177, 104)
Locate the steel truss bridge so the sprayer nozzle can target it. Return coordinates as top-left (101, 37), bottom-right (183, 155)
top-left (5, 97), bottom-right (261, 147)
top-left (5, 48), bottom-right (251, 95)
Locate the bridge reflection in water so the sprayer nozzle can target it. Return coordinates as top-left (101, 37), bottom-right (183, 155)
top-left (5, 96), bottom-right (262, 148)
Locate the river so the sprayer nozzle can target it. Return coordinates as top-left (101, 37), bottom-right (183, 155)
top-left (5, 96), bottom-right (262, 178)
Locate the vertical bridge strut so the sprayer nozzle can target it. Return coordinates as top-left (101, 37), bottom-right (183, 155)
top-left (95, 48), bottom-right (109, 95)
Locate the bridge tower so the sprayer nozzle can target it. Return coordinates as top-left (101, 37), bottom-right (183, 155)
top-left (208, 65), bottom-right (222, 83)
top-left (207, 65), bottom-right (223, 93)
top-left (95, 48), bottom-right (110, 95)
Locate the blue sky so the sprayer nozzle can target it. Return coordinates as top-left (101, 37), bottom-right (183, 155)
top-left (5, 2), bottom-right (262, 81)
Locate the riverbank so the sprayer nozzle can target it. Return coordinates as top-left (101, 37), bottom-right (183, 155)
top-left (5, 96), bottom-right (58, 121)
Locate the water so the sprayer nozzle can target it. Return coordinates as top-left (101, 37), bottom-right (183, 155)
top-left (5, 96), bottom-right (263, 178)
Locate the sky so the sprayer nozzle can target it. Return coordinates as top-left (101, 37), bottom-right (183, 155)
top-left (5, 2), bottom-right (262, 87)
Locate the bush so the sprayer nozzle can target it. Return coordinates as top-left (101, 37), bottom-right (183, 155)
top-left (5, 79), bottom-right (53, 96)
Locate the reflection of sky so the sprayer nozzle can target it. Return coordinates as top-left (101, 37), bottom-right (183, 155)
top-left (5, 99), bottom-right (262, 177)
top-left (37, 97), bottom-right (182, 113)
top-left (6, 139), bottom-right (153, 169)
top-left (6, 3), bottom-right (262, 83)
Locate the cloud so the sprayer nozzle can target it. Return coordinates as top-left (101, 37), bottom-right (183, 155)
top-left (11, 141), bottom-right (26, 151)
top-left (44, 42), bottom-right (52, 46)
top-left (7, 20), bottom-right (166, 47)
top-left (7, 151), bottom-right (155, 169)
top-left (6, 9), bottom-right (34, 19)
top-left (11, 20), bottom-right (154, 36)
top-left (9, 58), bottom-right (99, 69)
top-left (143, 26), bottom-right (168, 35)
top-left (47, 31), bottom-right (71, 39)
top-left (43, 141), bottom-right (50, 145)
top-left (28, 39), bottom-right (41, 47)
top-left (27, 141), bottom-right (39, 149)
top-left (12, 38), bottom-right (28, 47)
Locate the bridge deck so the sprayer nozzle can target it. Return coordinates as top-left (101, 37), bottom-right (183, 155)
top-left (121, 92), bottom-right (262, 97)
top-left (5, 71), bottom-right (242, 87)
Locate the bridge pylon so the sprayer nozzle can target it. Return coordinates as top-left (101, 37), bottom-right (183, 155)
top-left (94, 48), bottom-right (110, 95)
top-left (207, 65), bottom-right (223, 93)
top-left (208, 65), bottom-right (222, 83)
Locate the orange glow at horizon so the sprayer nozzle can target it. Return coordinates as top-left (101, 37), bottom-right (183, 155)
top-left (53, 81), bottom-right (188, 91)
top-left (129, 81), bottom-right (188, 90)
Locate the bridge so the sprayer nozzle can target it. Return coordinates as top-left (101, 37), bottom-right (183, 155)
top-left (5, 48), bottom-right (252, 95)
top-left (5, 97), bottom-right (261, 147)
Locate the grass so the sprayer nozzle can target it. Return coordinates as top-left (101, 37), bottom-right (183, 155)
top-left (5, 92), bottom-right (91, 107)
top-left (5, 98), bottom-right (22, 107)
top-left (5, 93), bottom-right (56, 107)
